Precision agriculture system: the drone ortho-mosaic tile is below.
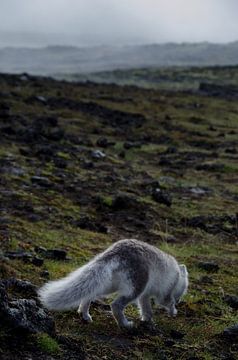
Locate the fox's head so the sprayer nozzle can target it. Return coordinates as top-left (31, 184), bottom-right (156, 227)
top-left (173, 264), bottom-right (189, 304)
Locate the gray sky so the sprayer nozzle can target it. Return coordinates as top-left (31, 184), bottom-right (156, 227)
top-left (0, 0), bottom-right (238, 47)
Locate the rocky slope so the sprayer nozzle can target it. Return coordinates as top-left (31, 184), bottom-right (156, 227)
top-left (0, 71), bottom-right (238, 359)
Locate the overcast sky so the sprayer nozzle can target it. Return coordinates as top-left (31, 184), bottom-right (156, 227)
top-left (0, 0), bottom-right (238, 47)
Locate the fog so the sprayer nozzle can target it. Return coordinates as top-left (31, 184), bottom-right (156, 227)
top-left (0, 0), bottom-right (238, 47)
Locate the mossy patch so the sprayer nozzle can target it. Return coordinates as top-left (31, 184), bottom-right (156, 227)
top-left (36, 333), bottom-right (60, 355)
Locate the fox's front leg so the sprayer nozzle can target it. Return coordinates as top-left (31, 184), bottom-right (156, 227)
top-left (168, 300), bottom-right (177, 317)
top-left (78, 300), bottom-right (92, 322)
top-left (138, 295), bottom-right (153, 322)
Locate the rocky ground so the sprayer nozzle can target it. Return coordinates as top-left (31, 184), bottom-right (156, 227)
top-left (0, 71), bottom-right (238, 359)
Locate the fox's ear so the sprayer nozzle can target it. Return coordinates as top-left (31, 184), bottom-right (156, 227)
top-left (180, 264), bottom-right (188, 276)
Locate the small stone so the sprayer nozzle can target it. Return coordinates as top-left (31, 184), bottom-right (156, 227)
top-left (45, 128), bottom-right (64, 141)
top-left (96, 137), bottom-right (115, 148)
top-left (31, 176), bottom-right (52, 188)
top-left (170, 329), bottom-right (185, 339)
top-left (158, 157), bottom-right (172, 166)
top-left (225, 147), bottom-right (237, 154)
top-left (123, 141), bottom-right (142, 149)
top-left (35, 95), bottom-right (47, 104)
top-left (165, 235), bottom-right (177, 243)
top-left (189, 187), bottom-right (207, 195)
top-left (81, 160), bottom-right (94, 169)
top-left (40, 270), bottom-right (50, 278)
top-left (35, 246), bottom-right (47, 254)
top-left (164, 146), bottom-right (178, 154)
top-left (198, 275), bottom-right (214, 284)
top-left (152, 188), bottom-right (172, 207)
top-left (45, 249), bottom-right (67, 261)
top-left (198, 262), bottom-right (220, 273)
top-left (224, 295), bottom-right (238, 310)
top-left (91, 150), bottom-right (106, 159)
top-left (32, 256), bottom-right (44, 267)
top-left (112, 194), bottom-right (139, 211)
top-left (4, 250), bottom-right (32, 262)
top-left (196, 163), bottom-right (225, 172)
top-left (223, 324), bottom-right (238, 341)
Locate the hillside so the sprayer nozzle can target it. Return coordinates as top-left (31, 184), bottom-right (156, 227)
top-left (0, 69), bottom-right (238, 359)
top-left (0, 42), bottom-right (238, 75)
top-left (62, 65), bottom-right (238, 91)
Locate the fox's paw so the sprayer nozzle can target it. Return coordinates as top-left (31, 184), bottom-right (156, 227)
top-left (168, 307), bottom-right (177, 317)
top-left (82, 313), bottom-right (93, 322)
top-left (78, 310), bottom-right (93, 322)
top-left (122, 320), bottom-right (134, 329)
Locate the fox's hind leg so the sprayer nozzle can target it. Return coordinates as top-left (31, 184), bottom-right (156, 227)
top-left (138, 294), bottom-right (153, 322)
top-left (78, 299), bottom-right (92, 322)
top-left (111, 295), bottom-right (136, 328)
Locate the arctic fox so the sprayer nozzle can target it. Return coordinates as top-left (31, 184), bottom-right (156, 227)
top-left (38, 239), bottom-right (188, 328)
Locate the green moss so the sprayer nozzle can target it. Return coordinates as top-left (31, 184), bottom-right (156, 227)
top-left (57, 151), bottom-right (71, 160)
top-left (36, 333), bottom-right (60, 355)
top-left (100, 195), bottom-right (114, 207)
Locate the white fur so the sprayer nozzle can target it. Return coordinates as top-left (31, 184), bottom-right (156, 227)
top-left (38, 239), bottom-right (188, 328)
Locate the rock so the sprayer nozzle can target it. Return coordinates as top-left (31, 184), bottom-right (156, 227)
top-left (35, 247), bottom-right (68, 261)
top-left (0, 102), bottom-right (10, 119)
top-left (91, 150), bottom-right (106, 159)
top-left (208, 125), bottom-right (217, 131)
top-left (27, 213), bottom-right (44, 223)
top-left (224, 295), bottom-right (238, 310)
top-left (32, 256), bottom-right (44, 267)
top-left (26, 95), bottom-right (48, 104)
top-left (34, 144), bottom-right (55, 158)
top-left (74, 216), bottom-right (108, 234)
top-left (196, 163), bottom-right (225, 172)
top-left (38, 115), bottom-right (58, 127)
top-left (158, 176), bottom-right (177, 186)
top-left (111, 193), bottom-right (139, 211)
top-left (164, 235), bottom-right (177, 243)
top-left (198, 262), bottom-right (220, 273)
top-left (35, 246), bottom-right (47, 253)
top-left (19, 73), bottom-right (30, 81)
top-left (152, 188), bottom-right (172, 207)
top-left (225, 147), bottom-right (237, 154)
top-left (45, 249), bottom-right (67, 261)
top-left (81, 160), bottom-right (94, 169)
top-left (118, 151), bottom-right (126, 158)
top-left (199, 82), bottom-right (238, 99)
top-left (189, 187), bottom-right (212, 195)
top-left (164, 146), bottom-right (178, 154)
top-left (44, 127), bottom-right (64, 141)
top-left (4, 251), bottom-right (44, 267)
top-left (4, 250), bottom-right (32, 262)
top-left (54, 157), bottom-right (68, 169)
top-left (1, 125), bottom-right (16, 135)
top-left (31, 176), bottom-right (53, 188)
top-left (170, 329), bottom-right (185, 339)
top-left (222, 324), bottom-right (238, 341)
top-left (158, 157), bottom-right (172, 167)
top-left (96, 137), bottom-right (115, 148)
top-left (198, 275), bottom-right (214, 284)
top-left (40, 270), bottom-right (50, 278)
top-left (0, 279), bottom-right (55, 335)
top-left (123, 141), bottom-right (142, 149)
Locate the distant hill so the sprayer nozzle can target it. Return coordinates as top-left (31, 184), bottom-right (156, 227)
top-left (0, 42), bottom-right (238, 75)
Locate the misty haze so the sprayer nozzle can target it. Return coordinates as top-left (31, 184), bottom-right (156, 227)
top-left (0, 0), bottom-right (238, 76)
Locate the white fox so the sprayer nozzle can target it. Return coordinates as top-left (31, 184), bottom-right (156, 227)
top-left (38, 239), bottom-right (188, 328)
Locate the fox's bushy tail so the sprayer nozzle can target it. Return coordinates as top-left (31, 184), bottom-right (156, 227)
top-left (38, 260), bottom-right (111, 310)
